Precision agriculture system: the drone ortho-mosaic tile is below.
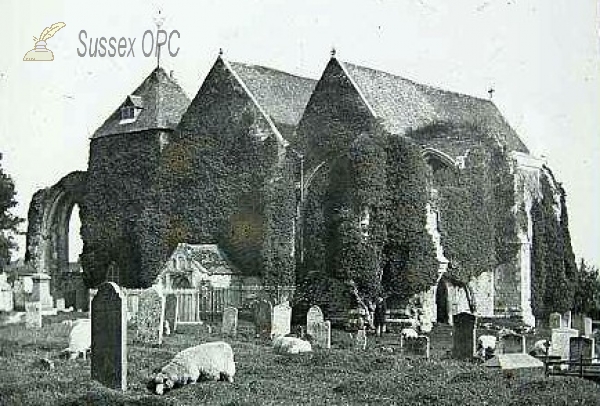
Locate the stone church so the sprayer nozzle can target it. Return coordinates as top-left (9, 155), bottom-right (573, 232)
top-left (25, 52), bottom-right (570, 327)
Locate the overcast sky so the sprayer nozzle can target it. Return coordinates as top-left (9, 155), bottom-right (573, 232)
top-left (1, 0), bottom-right (599, 267)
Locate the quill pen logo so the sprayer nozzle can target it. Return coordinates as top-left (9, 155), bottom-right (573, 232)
top-left (23, 22), bottom-right (66, 61)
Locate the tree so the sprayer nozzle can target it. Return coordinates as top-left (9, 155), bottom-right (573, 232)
top-left (573, 259), bottom-right (600, 319)
top-left (0, 153), bottom-right (24, 270)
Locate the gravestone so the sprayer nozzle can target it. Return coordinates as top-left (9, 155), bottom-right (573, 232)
top-left (164, 294), bottom-right (178, 334)
top-left (0, 276), bottom-right (13, 312)
top-left (569, 336), bottom-right (594, 370)
top-left (499, 333), bottom-right (526, 354)
top-left (271, 302), bottom-right (292, 338)
top-left (56, 298), bottom-right (66, 312)
top-left (549, 312), bottom-right (562, 330)
top-left (307, 305), bottom-right (324, 336)
top-left (222, 306), bottom-right (238, 337)
top-left (131, 287), bottom-right (165, 345)
top-left (572, 314), bottom-right (585, 333)
top-left (30, 273), bottom-right (53, 312)
top-left (452, 312), bottom-right (477, 359)
top-left (355, 328), bottom-right (367, 350)
top-left (403, 335), bottom-right (430, 359)
top-left (312, 320), bottom-right (331, 349)
top-left (550, 328), bottom-right (579, 360)
top-left (25, 301), bottom-right (42, 328)
top-left (254, 299), bottom-right (272, 339)
top-left (584, 317), bottom-right (593, 338)
top-left (562, 311), bottom-right (572, 329)
top-left (91, 282), bottom-right (127, 391)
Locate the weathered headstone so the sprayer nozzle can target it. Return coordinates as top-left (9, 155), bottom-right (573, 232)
top-left (271, 302), bottom-right (292, 338)
top-left (0, 276), bottom-right (13, 312)
top-left (222, 306), bottom-right (238, 337)
top-left (569, 336), bottom-right (594, 370)
top-left (561, 311), bottom-right (572, 329)
top-left (403, 335), bottom-right (430, 359)
top-left (452, 312), bottom-right (477, 359)
top-left (164, 294), bottom-right (178, 334)
top-left (572, 314), bottom-right (585, 333)
top-left (499, 333), bottom-right (526, 354)
top-left (91, 282), bottom-right (127, 391)
top-left (56, 298), bottom-right (66, 312)
top-left (254, 299), bottom-right (272, 339)
top-left (131, 287), bottom-right (165, 345)
top-left (312, 320), bottom-right (331, 349)
top-left (30, 273), bottom-right (53, 312)
top-left (549, 312), bottom-right (562, 330)
top-left (584, 317), bottom-right (593, 338)
top-left (25, 301), bottom-right (42, 329)
top-left (550, 328), bottom-right (579, 360)
top-left (307, 305), bottom-right (324, 335)
top-left (355, 328), bottom-right (367, 350)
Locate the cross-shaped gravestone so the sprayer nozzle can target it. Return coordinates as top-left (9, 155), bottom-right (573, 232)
top-left (91, 282), bottom-right (127, 391)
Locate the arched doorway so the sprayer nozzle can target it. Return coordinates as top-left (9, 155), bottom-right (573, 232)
top-left (436, 279), bottom-right (449, 324)
top-left (25, 171), bottom-right (87, 299)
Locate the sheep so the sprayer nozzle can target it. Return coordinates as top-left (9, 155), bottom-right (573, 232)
top-left (477, 335), bottom-right (497, 360)
top-left (529, 339), bottom-right (551, 357)
top-left (149, 341), bottom-right (235, 395)
top-left (400, 328), bottom-right (418, 340)
top-left (272, 335), bottom-right (312, 355)
top-left (62, 319), bottom-right (91, 360)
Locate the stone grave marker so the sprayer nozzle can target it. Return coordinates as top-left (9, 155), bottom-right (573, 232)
top-left (164, 294), bottom-right (178, 334)
top-left (499, 333), bottom-right (526, 354)
top-left (271, 302), bottom-right (292, 338)
top-left (549, 312), bottom-right (562, 330)
top-left (572, 314), bottom-right (585, 333)
top-left (56, 298), bottom-right (66, 312)
top-left (30, 273), bottom-right (53, 312)
top-left (307, 305), bottom-right (324, 336)
top-left (403, 335), bottom-right (430, 359)
top-left (550, 328), bottom-right (579, 360)
top-left (25, 301), bottom-right (42, 329)
top-left (254, 299), bottom-right (272, 339)
top-left (562, 311), bottom-right (572, 329)
top-left (584, 317), bottom-right (593, 338)
top-left (569, 336), bottom-right (594, 370)
top-left (91, 282), bottom-right (127, 391)
top-left (222, 306), bottom-right (238, 337)
top-left (312, 320), bottom-right (331, 349)
top-left (355, 328), bottom-right (367, 350)
top-left (131, 287), bottom-right (165, 345)
top-left (452, 312), bottom-right (477, 359)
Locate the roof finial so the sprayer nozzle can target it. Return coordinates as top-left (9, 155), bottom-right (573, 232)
top-left (154, 9), bottom-right (165, 68)
top-left (488, 87), bottom-right (495, 100)
top-left (331, 47), bottom-right (336, 58)
top-left (219, 47), bottom-right (223, 57)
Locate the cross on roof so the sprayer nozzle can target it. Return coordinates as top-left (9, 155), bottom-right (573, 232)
top-left (488, 87), bottom-right (495, 99)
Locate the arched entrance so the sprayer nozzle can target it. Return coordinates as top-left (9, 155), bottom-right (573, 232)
top-left (436, 279), bottom-right (449, 324)
top-left (25, 171), bottom-right (87, 299)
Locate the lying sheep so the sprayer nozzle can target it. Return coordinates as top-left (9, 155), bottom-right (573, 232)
top-left (149, 341), bottom-right (235, 395)
top-left (272, 335), bottom-right (312, 355)
top-left (477, 335), bottom-right (497, 360)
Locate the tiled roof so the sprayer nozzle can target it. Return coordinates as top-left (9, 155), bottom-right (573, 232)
top-left (93, 67), bottom-right (191, 139)
top-left (227, 61), bottom-right (317, 129)
top-left (340, 60), bottom-right (529, 153)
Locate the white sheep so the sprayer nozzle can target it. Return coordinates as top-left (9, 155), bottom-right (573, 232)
top-left (62, 319), bottom-right (91, 360)
top-left (150, 341), bottom-right (235, 395)
top-left (400, 328), bottom-right (418, 340)
top-left (529, 339), bottom-right (550, 357)
top-left (477, 335), bottom-right (497, 359)
top-left (272, 335), bottom-right (312, 355)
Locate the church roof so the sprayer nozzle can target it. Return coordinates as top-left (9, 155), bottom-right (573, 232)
top-left (226, 60), bottom-right (317, 133)
top-left (93, 67), bottom-right (191, 139)
top-left (338, 59), bottom-right (529, 153)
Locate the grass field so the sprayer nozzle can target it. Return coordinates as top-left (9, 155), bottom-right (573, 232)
top-left (1, 312), bottom-right (599, 405)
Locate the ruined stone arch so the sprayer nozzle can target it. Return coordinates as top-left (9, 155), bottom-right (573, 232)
top-left (25, 171), bottom-right (87, 296)
top-left (422, 147), bottom-right (457, 173)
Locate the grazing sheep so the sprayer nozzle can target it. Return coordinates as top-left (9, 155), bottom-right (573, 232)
top-left (272, 335), bottom-right (312, 355)
top-left (400, 328), bottom-right (418, 340)
top-left (477, 335), bottom-right (497, 360)
top-left (529, 339), bottom-right (550, 357)
top-left (149, 341), bottom-right (235, 395)
top-left (62, 319), bottom-right (91, 360)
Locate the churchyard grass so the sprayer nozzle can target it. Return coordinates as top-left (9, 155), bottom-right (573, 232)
top-left (1, 314), bottom-right (599, 405)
